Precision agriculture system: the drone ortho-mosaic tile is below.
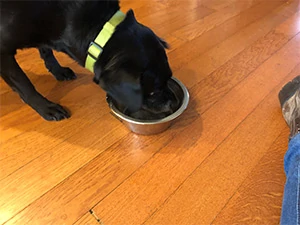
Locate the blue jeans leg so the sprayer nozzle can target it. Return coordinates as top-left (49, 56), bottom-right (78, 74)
top-left (281, 133), bottom-right (300, 225)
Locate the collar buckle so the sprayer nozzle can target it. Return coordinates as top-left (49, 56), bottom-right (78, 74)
top-left (87, 41), bottom-right (102, 60)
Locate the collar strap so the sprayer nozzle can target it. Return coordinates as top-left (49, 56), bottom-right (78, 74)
top-left (85, 10), bottom-right (126, 73)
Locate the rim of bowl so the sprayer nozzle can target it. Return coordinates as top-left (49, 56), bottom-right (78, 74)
top-left (108, 77), bottom-right (190, 125)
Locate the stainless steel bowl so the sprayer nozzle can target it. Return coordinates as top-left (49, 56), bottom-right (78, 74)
top-left (107, 77), bottom-right (189, 135)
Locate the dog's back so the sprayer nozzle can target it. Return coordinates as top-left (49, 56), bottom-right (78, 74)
top-left (1, 1), bottom-right (63, 52)
top-left (0, 1), bottom-right (119, 52)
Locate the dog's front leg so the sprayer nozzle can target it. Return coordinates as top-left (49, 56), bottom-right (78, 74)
top-left (0, 54), bottom-right (70, 121)
top-left (39, 47), bottom-right (77, 81)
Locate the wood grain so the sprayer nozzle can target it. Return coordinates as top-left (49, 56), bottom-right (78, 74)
top-left (211, 128), bottom-right (289, 224)
top-left (174, 5), bottom-right (298, 89)
top-left (144, 63), bottom-right (300, 225)
top-left (1, 1), bottom-right (299, 224)
top-left (86, 34), bottom-right (300, 225)
top-left (141, 6), bottom-right (216, 37)
top-left (172, 0), bottom-right (261, 41)
top-left (0, 113), bottom-right (129, 224)
top-left (73, 211), bottom-right (100, 225)
top-left (168, 0), bottom-right (286, 70)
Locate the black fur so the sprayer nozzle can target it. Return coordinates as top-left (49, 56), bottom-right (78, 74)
top-left (0, 0), bottom-right (172, 121)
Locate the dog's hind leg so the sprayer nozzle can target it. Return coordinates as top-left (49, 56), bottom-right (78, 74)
top-left (39, 47), bottom-right (77, 81)
top-left (0, 53), bottom-right (70, 121)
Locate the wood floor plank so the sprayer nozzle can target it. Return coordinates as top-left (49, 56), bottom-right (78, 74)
top-left (74, 211), bottom-right (100, 225)
top-left (4, 131), bottom-right (177, 225)
top-left (168, 0), bottom-right (285, 70)
top-left (211, 128), bottom-right (289, 224)
top-left (0, 113), bottom-right (129, 224)
top-left (164, 34), bottom-right (185, 52)
top-left (0, 107), bottom-right (113, 180)
top-left (275, 10), bottom-right (300, 36)
top-left (0, 76), bottom-right (98, 143)
top-left (0, 71), bottom-right (110, 177)
top-left (174, 4), bottom-right (298, 90)
top-left (120, 0), bottom-right (166, 20)
top-left (202, 0), bottom-right (239, 11)
top-left (173, 9), bottom-right (300, 118)
top-left (121, 0), bottom-right (186, 52)
top-left (157, 0), bottom-right (203, 9)
top-left (85, 35), bottom-right (300, 225)
top-left (171, 0), bottom-right (261, 42)
top-left (139, 6), bottom-right (215, 38)
top-left (1, 1), bottom-right (298, 224)
top-left (139, 2), bottom-right (209, 26)
top-left (144, 64), bottom-right (300, 225)
top-left (187, 28), bottom-right (299, 114)
top-left (274, 0), bottom-right (300, 17)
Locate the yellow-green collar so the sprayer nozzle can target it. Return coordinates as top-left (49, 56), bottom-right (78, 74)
top-left (85, 10), bottom-right (126, 73)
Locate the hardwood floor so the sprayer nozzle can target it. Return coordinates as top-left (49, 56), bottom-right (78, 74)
top-left (0, 0), bottom-right (299, 224)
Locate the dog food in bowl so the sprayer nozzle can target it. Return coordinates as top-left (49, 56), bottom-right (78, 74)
top-left (107, 77), bottom-right (189, 135)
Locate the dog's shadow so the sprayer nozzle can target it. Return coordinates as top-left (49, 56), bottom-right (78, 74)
top-left (0, 68), bottom-right (202, 153)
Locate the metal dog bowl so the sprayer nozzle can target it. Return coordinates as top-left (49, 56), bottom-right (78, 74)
top-left (107, 77), bottom-right (189, 135)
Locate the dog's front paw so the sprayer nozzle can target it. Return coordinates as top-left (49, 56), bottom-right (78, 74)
top-left (37, 102), bottom-right (70, 121)
top-left (53, 67), bottom-right (77, 81)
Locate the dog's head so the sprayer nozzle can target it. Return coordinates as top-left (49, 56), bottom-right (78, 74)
top-left (93, 10), bottom-right (172, 113)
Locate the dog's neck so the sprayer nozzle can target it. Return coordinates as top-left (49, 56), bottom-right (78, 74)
top-left (60, 1), bottom-right (121, 67)
top-left (85, 10), bottom-right (126, 72)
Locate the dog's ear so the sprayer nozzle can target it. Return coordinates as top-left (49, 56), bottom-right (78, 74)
top-left (158, 37), bottom-right (170, 49)
top-left (99, 69), bottom-right (142, 112)
top-left (125, 9), bottom-right (137, 23)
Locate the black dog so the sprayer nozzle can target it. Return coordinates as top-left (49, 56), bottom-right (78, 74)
top-left (0, 0), bottom-right (172, 121)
